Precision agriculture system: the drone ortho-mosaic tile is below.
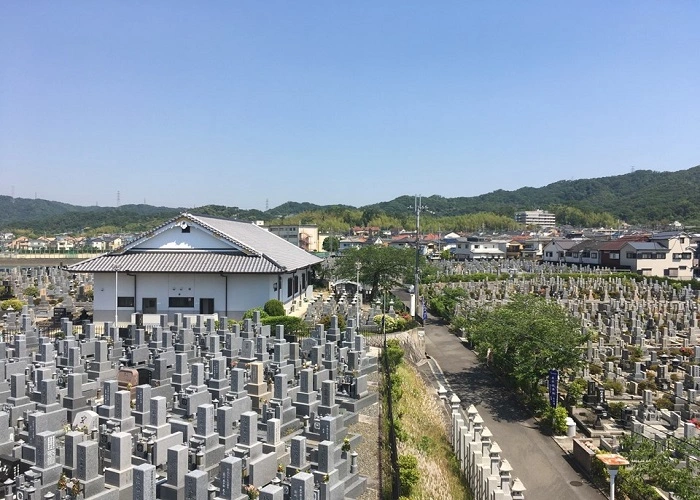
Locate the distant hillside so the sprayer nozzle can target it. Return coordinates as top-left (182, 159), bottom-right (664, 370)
top-left (366, 166), bottom-right (700, 224)
top-left (2, 165), bottom-right (699, 233)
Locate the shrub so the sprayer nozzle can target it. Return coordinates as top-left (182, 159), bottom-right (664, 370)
top-left (263, 299), bottom-right (285, 317)
top-left (320, 314), bottom-right (345, 332)
top-left (542, 406), bottom-right (569, 435)
top-left (242, 308), bottom-right (269, 320)
top-left (608, 401), bottom-right (626, 420)
top-left (1, 299), bottom-right (23, 311)
top-left (589, 364), bottom-right (603, 375)
top-left (565, 378), bottom-right (587, 406)
top-left (680, 347), bottom-right (695, 358)
top-left (637, 380), bottom-right (657, 394)
top-left (261, 315), bottom-right (308, 336)
top-left (603, 380), bottom-right (625, 396)
top-left (397, 454), bottom-right (420, 496)
top-left (373, 314), bottom-right (408, 333)
top-left (655, 394), bottom-right (674, 411)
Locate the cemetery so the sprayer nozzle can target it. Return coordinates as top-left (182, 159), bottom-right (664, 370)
top-left (431, 260), bottom-right (700, 496)
top-left (0, 264), bottom-right (379, 500)
top-left (4, 255), bottom-right (700, 498)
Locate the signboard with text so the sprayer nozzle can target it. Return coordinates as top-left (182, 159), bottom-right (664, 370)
top-left (548, 369), bottom-right (559, 407)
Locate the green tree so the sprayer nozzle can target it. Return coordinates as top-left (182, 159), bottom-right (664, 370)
top-left (463, 294), bottom-right (589, 402)
top-left (23, 286), bottom-right (40, 298)
top-left (322, 236), bottom-right (340, 252)
top-left (333, 246), bottom-right (420, 301)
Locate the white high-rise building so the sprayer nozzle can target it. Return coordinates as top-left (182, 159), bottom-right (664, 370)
top-left (515, 210), bottom-right (556, 226)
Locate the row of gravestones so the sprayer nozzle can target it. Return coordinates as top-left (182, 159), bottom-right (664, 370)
top-left (1, 266), bottom-right (80, 321)
top-left (0, 310), bottom-right (378, 500)
top-left (435, 271), bottom-right (700, 440)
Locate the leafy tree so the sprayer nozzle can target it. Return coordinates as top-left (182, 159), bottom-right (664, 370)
top-left (23, 286), bottom-right (39, 298)
top-left (263, 299), bottom-right (285, 317)
top-left (333, 247), bottom-right (420, 301)
top-left (322, 236), bottom-right (340, 252)
top-left (618, 434), bottom-right (700, 499)
top-left (463, 294), bottom-right (589, 401)
top-left (428, 287), bottom-right (468, 322)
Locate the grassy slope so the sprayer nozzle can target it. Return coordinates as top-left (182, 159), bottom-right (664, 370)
top-left (395, 362), bottom-right (472, 499)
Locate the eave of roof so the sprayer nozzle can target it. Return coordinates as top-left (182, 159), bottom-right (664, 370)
top-left (67, 252), bottom-right (283, 274)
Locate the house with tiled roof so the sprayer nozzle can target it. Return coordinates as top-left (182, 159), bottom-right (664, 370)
top-left (541, 239), bottom-right (579, 264)
top-left (338, 236), bottom-right (368, 251)
top-left (565, 240), bottom-right (608, 266)
top-left (68, 213), bottom-right (323, 323)
top-left (619, 232), bottom-right (694, 279)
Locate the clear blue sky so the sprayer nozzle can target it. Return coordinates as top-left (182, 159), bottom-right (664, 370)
top-left (2, 2), bottom-right (699, 211)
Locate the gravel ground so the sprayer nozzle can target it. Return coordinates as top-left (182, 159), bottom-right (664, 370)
top-left (348, 354), bottom-right (382, 500)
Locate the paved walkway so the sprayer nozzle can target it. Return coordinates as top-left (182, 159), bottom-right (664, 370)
top-left (421, 314), bottom-right (605, 500)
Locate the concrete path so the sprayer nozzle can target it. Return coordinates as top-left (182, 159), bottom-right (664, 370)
top-left (421, 314), bottom-right (605, 500)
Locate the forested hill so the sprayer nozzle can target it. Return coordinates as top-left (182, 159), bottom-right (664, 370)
top-left (366, 166), bottom-right (700, 224)
top-left (2, 166), bottom-right (699, 234)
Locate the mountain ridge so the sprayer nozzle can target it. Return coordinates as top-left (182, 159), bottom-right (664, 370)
top-left (2, 166), bottom-right (699, 233)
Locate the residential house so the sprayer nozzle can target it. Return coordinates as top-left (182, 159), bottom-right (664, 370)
top-left (350, 226), bottom-right (381, 238)
top-left (53, 235), bottom-right (76, 251)
top-left (68, 213), bottom-right (323, 322)
top-left (541, 239), bottom-right (579, 264)
top-left (450, 236), bottom-right (505, 261)
top-left (387, 235), bottom-right (414, 249)
top-left (88, 237), bottom-right (109, 252)
top-left (520, 238), bottom-right (547, 260)
top-left (338, 237), bottom-right (367, 252)
top-left (504, 239), bottom-right (524, 260)
top-left (618, 232), bottom-right (694, 279)
top-left (106, 236), bottom-right (123, 251)
top-left (9, 236), bottom-right (47, 252)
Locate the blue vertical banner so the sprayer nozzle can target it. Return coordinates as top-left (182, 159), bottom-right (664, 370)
top-left (548, 369), bottom-right (559, 407)
top-left (422, 297), bottom-right (427, 322)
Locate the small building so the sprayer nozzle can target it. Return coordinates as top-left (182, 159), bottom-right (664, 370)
top-left (68, 213), bottom-right (323, 322)
top-left (450, 237), bottom-right (505, 261)
top-left (266, 224), bottom-right (320, 252)
top-left (520, 238), bottom-right (546, 260)
top-left (542, 239), bottom-right (578, 264)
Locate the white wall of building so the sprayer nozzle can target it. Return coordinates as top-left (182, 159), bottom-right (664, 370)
top-left (142, 226), bottom-right (233, 250)
top-left (93, 269), bottom-right (314, 323)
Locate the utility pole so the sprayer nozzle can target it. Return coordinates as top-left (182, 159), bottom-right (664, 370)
top-left (414, 195), bottom-right (423, 323)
